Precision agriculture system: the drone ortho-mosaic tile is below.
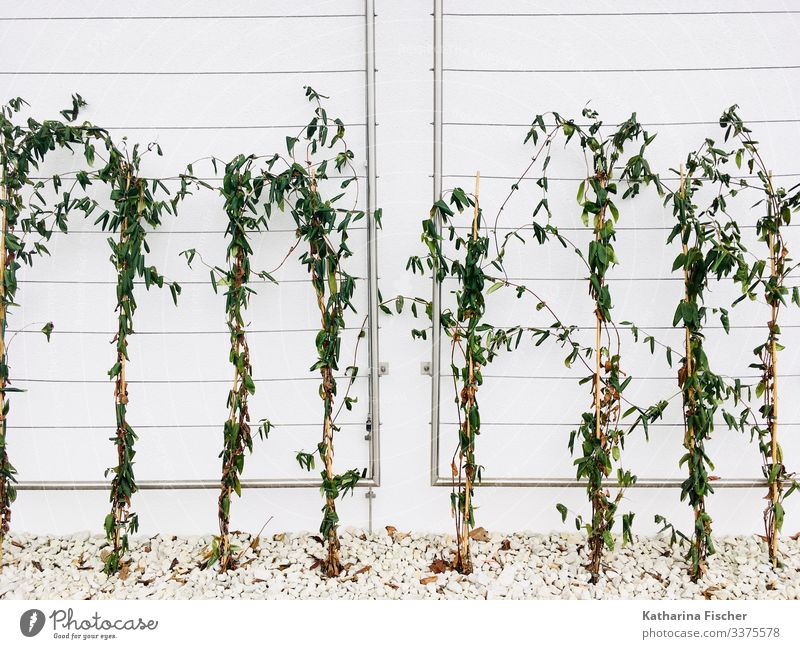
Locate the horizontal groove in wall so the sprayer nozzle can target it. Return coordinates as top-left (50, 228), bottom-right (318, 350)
top-left (444, 11), bottom-right (800, 17)
top-left (7, 327), bottom-right (368, 335)
top-left (441, 173), bottom-right (800, 181)
top-left (54, 227), bottom-right (369, 235)
top-left (444, 65), bottom-right (800, 73)
top-left (28, 175), bottom-right (367, 181)
top-left (99, 123), bottom-right (366, 131)
top-left (439, 374), bottom-right (800, 381)
top-left (0, 70), bottom-right (366, 76)
top-left (445, 119), bottom-right (800, 128)
top-left (453, 224), bottom-right (800, 231)
top-left (0, 15), bottom-right (367, 21)
top-left (440, 421), bottom-right (800, 427)
top-left (15, 376), bottom-right (368, 385)
top-left (17, 277), bottom-right (369, 285)
top-left (9, 422), bottom-right (361, 430)
top-left (443, 275), bottom-right (800, 283)
top-left (15, 478), bottom-right (378, 491)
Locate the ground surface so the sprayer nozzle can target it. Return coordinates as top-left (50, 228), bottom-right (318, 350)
top-left (1, 529), bottom-right (798, 599)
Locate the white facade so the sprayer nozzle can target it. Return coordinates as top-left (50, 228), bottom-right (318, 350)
top-left (2, 0), bottom-right (800, 539)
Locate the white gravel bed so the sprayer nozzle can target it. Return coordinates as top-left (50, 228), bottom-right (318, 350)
top-left (1, 529), bottom-right (798, 599)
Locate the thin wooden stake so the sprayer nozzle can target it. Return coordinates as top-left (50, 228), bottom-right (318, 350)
top-left (458, 171), bottom-right (480, 574)
top-left (679, 165), bottom-right (705, 578)
top-left (594, 178), bottom-right (607, 441)
top-left (767, 170), bottom-right (780, 567)
top-left (112, 170), bottom-right (133, 557)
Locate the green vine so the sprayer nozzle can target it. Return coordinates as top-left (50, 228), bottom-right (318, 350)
top-left (182, 154), bottom-right (275, 571)
top-left (411, 177), bottom-right (489, 573)
top-left (73, 137), bottom-right (184, 574)
top-left (721, 107), bottom-right (800, 568)
top-left (0, 95), bottom-right (95, 569)
top-left (666, 143), bottom-right (748, 579)
top-left (529, 108), bottom-right (661, 583)
top-left (269, 88), bottom-right (370, 576)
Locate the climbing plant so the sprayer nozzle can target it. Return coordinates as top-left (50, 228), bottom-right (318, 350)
top-left (0, 95), bottom-right (98, 568)
top-left (523, 108), bottom-right (662, 582)
top-left (71, 136), bottom-right (185, 574)
top-left (406, 111), bottom-right (668, 578)
top-left (181, 154), bottom-right (274, 572)
top-left (720, 107), bottom-right (800, 568)
top-left (663, 145), bottom-right (748, 580)
top-left (408, 175), bottom-right (489, 574)
top-left (267, 88), bottom-right (371, 577)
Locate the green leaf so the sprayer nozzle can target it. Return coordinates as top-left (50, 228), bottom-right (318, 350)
top-left (41, 322), bottom-right (54, 341)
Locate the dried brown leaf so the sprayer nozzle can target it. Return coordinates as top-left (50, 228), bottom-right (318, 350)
top-left (469, 527), bottom-right (490, 541)
top-left (429, 559), bottom-right (448, 574)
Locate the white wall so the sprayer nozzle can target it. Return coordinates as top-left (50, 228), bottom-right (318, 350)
top-left (3, 0), bottom-right (800, 539)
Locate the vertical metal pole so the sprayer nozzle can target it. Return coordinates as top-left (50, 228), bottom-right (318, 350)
top-left (430, 0), bottom-right (444, 486)
top-left (366, 487), bottom-right (375, 533)
top-left (364, 0), bottom-right (381, 487)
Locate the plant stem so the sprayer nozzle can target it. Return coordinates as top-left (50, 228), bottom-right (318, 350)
top-left (589, 174), bottom-right (608, 583)
top-left (594, 315), bottom-right (601, 440)
top-left (317, 253), bottom-right (342, 576)
top-left (766, 171), bottom-right (781, 567)
top-left (456, 172), bottom-right (481, 575)
top-left (307, 171), bottom-right (342, 578)
top-left (679, 166), bottom-right (706, 579)
top-left (111, 169), bottom-right (133, 560)
top-left (218, 247), bottom-right (245, 572)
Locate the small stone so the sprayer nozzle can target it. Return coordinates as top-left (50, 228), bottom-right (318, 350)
top-left (498, 565), bottom-right (517, 587)
top-left (446, 580), bottom-right (463, 594)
